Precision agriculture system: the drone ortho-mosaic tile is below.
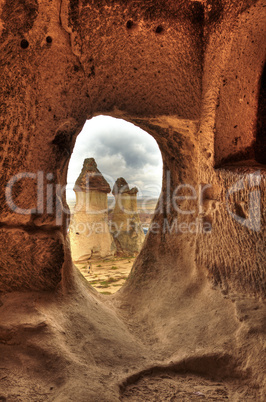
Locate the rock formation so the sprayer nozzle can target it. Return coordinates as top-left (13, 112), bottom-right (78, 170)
top-left (0, 1), bottom-right (265, 401)
top-left (69, 158), bottom-right (116, 262)
top-left (111, 177), bottom-right (145, 255)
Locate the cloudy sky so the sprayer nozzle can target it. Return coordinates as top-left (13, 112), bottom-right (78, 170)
top-left (66, 116), bottom-right (163, 200)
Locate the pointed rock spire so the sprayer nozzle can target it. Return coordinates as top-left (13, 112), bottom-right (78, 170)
top-left (74, 158), bottom-right (111, 193)
top-left (112, 177), bottom-right (138, 196)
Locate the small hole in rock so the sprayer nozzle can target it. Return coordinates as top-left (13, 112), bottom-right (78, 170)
top-left (46, 36), bottom-right (52, 44)
top-left (155, 26), bottom-right (163, 34)
top-left (20, 39), bottom-right (29, 49)
top-left (126, 20), bottom-right (133, 29)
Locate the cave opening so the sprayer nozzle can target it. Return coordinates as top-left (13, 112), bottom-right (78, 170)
top-left (255, 62), bottom-right (266, 165)
top-left (66, 115), bottom-right (162, 294)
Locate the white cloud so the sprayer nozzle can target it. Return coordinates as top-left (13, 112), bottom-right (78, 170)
top-left (66, 116), bottom-right (163, 200)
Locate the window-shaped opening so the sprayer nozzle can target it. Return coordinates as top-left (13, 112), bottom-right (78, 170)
top-left (66, 116), bottom-right (162, 294)
top-left (255, 62), bottom-right (266, 165)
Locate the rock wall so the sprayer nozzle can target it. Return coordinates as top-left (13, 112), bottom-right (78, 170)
top-left (0, 0), bottom-right (265, 400)
top-left (195, 0), bottom-right (266, 296)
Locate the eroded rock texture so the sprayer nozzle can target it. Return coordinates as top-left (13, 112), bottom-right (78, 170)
top-left (111, 177), bottom-right (145, 255)
top-left (0, 0), bottom-right (265, 401)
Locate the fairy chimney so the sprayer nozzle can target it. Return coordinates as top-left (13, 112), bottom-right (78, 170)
top-left (69, 158), bottom-right (116, 262)
top-left (111, 177), bottom-right (145, 255)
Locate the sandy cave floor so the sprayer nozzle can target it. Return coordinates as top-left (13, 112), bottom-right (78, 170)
top-left (120, 372), bottom-right (256, 401)
top-left (74, 257), bottom-right (135, 294)
top-left (0, 267), bottom-right (264, 401)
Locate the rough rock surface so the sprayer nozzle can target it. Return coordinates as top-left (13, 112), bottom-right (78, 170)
top-left (0, 0), bottom-right (265, 401)
top-left (74, 157), bottom-right (111, 193)
top-left (70, 158), bottom-right (116, 262)
top-left (111, 177), bottom-right (145, 255)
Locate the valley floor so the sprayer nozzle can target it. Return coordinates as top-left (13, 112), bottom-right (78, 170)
top-left (75, 256), bottom-right (136, 294)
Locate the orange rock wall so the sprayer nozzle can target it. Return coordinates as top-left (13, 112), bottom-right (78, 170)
top-left (0, 0), bottom-right (264, 297)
